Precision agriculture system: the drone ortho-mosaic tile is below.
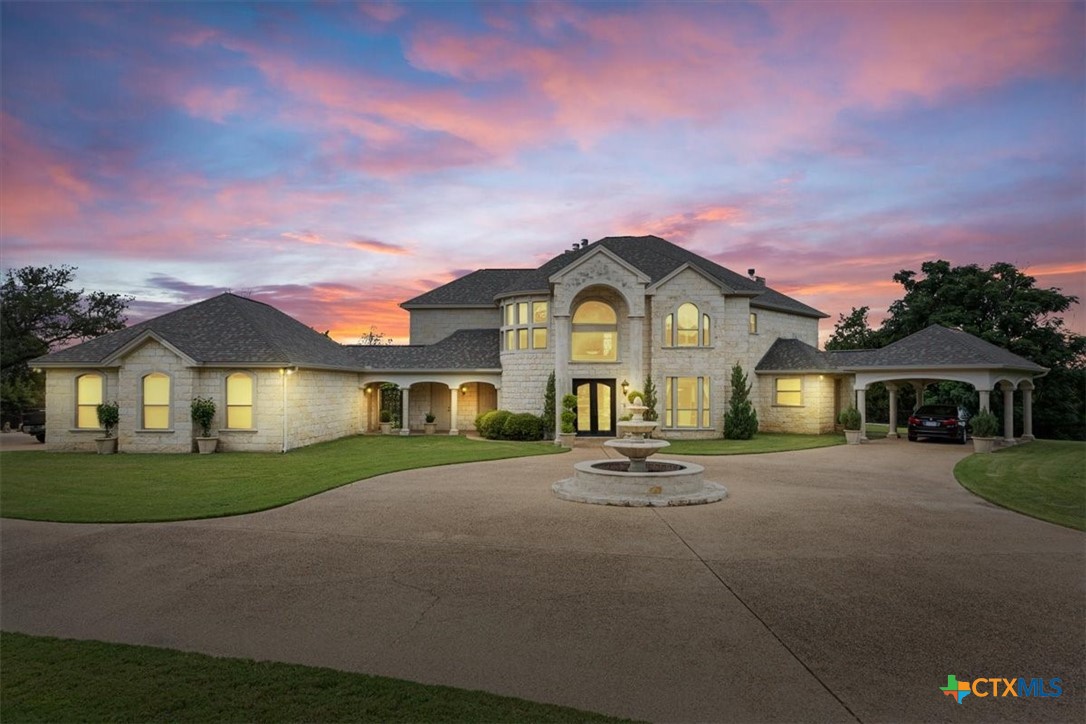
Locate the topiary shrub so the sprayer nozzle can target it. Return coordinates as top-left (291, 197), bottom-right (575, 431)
top-left (483, 410), bottom-right (513, 439)
top-left (542, 371), bottom-right (556, 437)
top-left (723, 363), bottom-right (758, 439)
top-left (501, 412), bottom-right (544, 441)
top-left (641, 376), bottom-right (659, 422)
top-left (970, 409), bottom-right (999, 438)
top-left (560, 394), bottom-right (578, 434)
top-left (626, 389), bottom-right (644, 405)
top-left (838, 407), bottom-right (862, 430)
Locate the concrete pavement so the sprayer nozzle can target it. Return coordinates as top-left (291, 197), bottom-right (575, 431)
top-left (2, 439), bottom-right (1083, 722)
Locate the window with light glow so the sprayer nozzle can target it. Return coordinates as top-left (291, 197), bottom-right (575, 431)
top-left (76, 373), bottom-right (103, 428)
top-left (749, 313), bottom-right (758, 334)
top-left (571, 300), bottom-right (617, 362)
top-left (226, 372), bottom-right (253, 429)
top-left (502, 298), bottom-right (548, 352)
top-left (775, 377), bottom-right (802, 406)
top-left (663, 303), bottom-right (710, 346)
top-left (142, 372), bottom-right (171, 429)
top-left (664, 376), bottom-right (711, 428)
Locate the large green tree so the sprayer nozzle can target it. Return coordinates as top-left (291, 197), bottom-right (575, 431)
top-left (827, 260), bottom-right (1084, 439)
top-left (1, 266), bottom-right (131, 422)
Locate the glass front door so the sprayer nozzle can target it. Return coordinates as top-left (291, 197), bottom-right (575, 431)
top-left (574, 379), bottom-right (615, 436)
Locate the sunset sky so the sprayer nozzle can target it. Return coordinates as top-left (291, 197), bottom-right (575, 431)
top-left (2, 1), bottom-right (1083, 345)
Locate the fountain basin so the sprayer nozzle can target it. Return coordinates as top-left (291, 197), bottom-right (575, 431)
top-left (603, 437), bottom-right (669, 472)
top-left (552, 459), bottom-right (727, 507)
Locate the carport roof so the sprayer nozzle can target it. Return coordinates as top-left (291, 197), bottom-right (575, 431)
top-left (756, 324), bottom-right (1047, 374)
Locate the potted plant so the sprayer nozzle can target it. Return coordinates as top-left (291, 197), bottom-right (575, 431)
top-left (969, 409), bottom-right (999, 453)
top-left (379, 409), bottom-right (392, 434)
top-left (559, 393), bottom-right (577, 447)
top-left (424, 411), bottom-right (437, 434)
top-left (95, 401), bottom-right (119, 454)
top-left (191, 396), bottom-right (218, 454)
top-left (839, 407), bottom-right (862, 445)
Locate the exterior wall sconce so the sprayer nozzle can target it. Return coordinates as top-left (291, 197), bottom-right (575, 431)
top-left (280, 366), bottom-right (297, 376)
top-left (364, 386), bottom-right (371, 394)
top-left (460, 385), bottom-right (468, 395)
top-left (620, 379), bottom-right (630, 397)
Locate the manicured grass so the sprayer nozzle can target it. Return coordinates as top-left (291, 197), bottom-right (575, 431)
top-left (664, 432), bottom-right (845, 455)
top-left (0, 435), bottom-right (562, 524)
top-left (0, 632), bottom-right (627, 723)
top-left (954, 440), bottom-right (1086, 530)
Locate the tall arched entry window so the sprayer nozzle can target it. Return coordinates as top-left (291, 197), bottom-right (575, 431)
top-left (571, 300), bottom-right (618, 362)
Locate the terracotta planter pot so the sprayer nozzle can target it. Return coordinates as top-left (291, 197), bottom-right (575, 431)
top-left (972, 436), bottom-right (996, 453)
top-left (94, 437), bottom-right (118, 455)
top-left (196, 437), bottom-right (218, 454)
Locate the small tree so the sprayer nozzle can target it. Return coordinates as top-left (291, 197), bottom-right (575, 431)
top-left (723, 363), bottom-right (758, 440)
top-left (191, 396), bottom-right (216, 437)
top-left (96, 401), bottom-right (119, 438)
top-left (641, 376), bottom-right (658, 422)
top-left (542, 371), bottom-right (556, 437)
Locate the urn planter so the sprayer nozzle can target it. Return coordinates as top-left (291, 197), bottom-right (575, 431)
top-left (424, 422), bottom-right (437, 435)
top-left (196, 437), bottom-right (219, 454)
top-left (972, 436), bottom-right (996, 454)
top-left (843, 429), bottom-right (862, 445)
top-left (95, 437), bottom-right (118, 455)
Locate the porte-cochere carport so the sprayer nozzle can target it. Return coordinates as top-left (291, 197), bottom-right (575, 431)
top-left (831, 325), bottom-right (1047, 443)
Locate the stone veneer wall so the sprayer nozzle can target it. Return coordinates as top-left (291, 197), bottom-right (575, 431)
top-left (409, 308), bottom-right (500, 345)
top-left (44, 368), bottom-right (121, 452)
top-left (191, 368), bottom-right (288, 452)
top-left (284, 368), bottom-right (363, 449)
top-left (119, 339), bottom-right (195, 453)
top-left (757, 373), bottom-right (838, 434)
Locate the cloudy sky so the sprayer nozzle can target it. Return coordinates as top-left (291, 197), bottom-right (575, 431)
top-left (2, 1), bottom-right (1083, 344)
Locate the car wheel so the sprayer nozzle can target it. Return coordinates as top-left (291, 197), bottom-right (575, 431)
top-left (958, 427), bottom-right (968, 444)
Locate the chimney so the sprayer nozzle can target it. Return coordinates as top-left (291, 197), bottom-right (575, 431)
top-left (580, 238), bottom-right (589, 249)
top-left (571, 242), bottom-right (580, 251)
top-left (747, 268), bottom-right (756, 280)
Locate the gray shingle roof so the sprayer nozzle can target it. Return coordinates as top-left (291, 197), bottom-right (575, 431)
top-left (400, 235), bottom-right (827, 319)
top-left (755, 325), bottom-right (1047, 373)
top-left (400, 269), bottom-right (527, 307)
top-left (33, 293), bottom-right (359, 369)
top-left (346, 328), bottom-right (500, 371)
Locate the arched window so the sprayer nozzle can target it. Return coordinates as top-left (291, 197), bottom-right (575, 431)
top-left (663, 303), bottom-right (711, 347)
top-left (142, 373), bottom-right (171, 429)
top-left (571, 300), bottom-right (618, 362)
top-left (76, 373), bottom-right (103, 428)
top-left (226, 372), bottom-right (254, 429)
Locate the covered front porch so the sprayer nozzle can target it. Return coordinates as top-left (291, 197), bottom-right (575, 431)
top-left (360, 375), bottom-right (500, 435)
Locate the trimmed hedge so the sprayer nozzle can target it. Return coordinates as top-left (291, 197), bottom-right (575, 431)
top-left (482, 410), bottom-right (513, 439)
top-left (502, 412), bottom-right (544, 441)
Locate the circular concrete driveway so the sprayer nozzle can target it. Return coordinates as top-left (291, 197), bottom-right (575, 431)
top-left (2, 440), bottom-right (1082, 722)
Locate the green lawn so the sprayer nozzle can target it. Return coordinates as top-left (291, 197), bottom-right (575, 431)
top-left (0, 632), bottom-right (627, 723)
top-left (664, 432), bottom-right (845, 455)
top-left (954, 440), bottom-right (1086, 530)
top-left (0, 435), bottom-right (562, 524)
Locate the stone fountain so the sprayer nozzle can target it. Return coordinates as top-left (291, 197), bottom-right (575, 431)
top-left (552, 399), bottom-right (727, 507)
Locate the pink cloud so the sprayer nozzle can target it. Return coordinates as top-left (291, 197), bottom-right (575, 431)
top-left (349, 237), bottom-right (409, 255)
top-left (178, 86), bottom-right (247, 123)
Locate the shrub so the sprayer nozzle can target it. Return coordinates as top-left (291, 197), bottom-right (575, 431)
top-left (723, 363), bottom-right (758, 440)
top-left (502, 412), bottom-right (544, 441)
top-left (641, 376), bottom-right (659, 422)
top-left (483, 410), bottom-right (513, 440)
top-left (560, 394), bottom-right (578, 434)
top-left (96, 401), bottom-right (119, 438)
top-left (191, 396), bottom-right (216, 437)
top-left (542, 371), bottom-right (556, 437)
top-left (425, 411), bottom-right (436, 423)
top-left (970, 409), bottom-right (999, 438)
top-left (379, 409), bottom-right (392, 424)
top-left (626, 389), bottom-right (644, 405)
top-left (838, 407), bottom-right (862, 430)
top-left (475, 410), bottom-right (498, 437)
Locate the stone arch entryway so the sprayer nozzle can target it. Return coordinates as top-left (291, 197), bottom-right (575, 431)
top-left (360, 375), bottom-right (500, 434)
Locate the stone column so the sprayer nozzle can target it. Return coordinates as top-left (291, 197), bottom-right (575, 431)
top-left (1001, 382), bottom-right (1015, 445)
top-left (857, 387), bottom-right (868, 441)
top-left (554, 314), bottom-right (571, 442)
top-left (448, 384), bottom-right (460, 436)
top-left (399, 387), bottom-right (411, 435)
top-left (885, 382), bottom-right (899, 438)
top-left (1021, 386), bottom-right (1034, 442)
top-left (627, 316), bottom-right (643, 396)
top-left (912, 381), bottom-right (926, 408)
top-left (978, 389), bottom-right (991, 411)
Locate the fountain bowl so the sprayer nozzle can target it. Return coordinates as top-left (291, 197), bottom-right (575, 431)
top-left (552, 459), bottom-right (727, 507)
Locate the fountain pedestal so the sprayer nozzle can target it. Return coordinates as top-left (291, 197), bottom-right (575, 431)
top-left (552, 401), bottom-right (727, 507)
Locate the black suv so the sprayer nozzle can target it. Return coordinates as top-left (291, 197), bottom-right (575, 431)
top-left (907, 405), bottom-right (970, 444)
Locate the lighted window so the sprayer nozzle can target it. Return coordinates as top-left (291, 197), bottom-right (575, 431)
top-left (664, 376), bottom-right (710, 428)
top-left (664, 303), bottom-right (710, 346)
top-left (505, 329), bottom-right (515, 351)
top-left (775, 378), bottom-right (802, 406)
top-left (749, 313), bottom-right (758, 334)
top-left (533, 327), bottom-right (547, 349)
top-left (518, 328), bottom-right (529, 350)
top-left (532, 301), bottom-right (548, 324)
top-left (503, 298), bottom-right (548, 354)
top-left (226, 373), bottom-right (253, 429)
top-left (76, 373), bottom-right (103, 428)
top-left (142, 373), bottom-right (171, 429)
top-left (572, 301), bottom-right (618, 362)
top-left (517, 302), bottom-right (529, 325)
top-left (505, 305), bottom-right (515, 326)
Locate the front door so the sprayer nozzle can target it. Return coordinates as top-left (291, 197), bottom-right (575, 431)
top-left (574, 379), bottom-right (616, 436)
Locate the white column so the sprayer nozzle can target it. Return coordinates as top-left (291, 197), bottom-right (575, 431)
top-left (627, 316), bottom-right (644, 395)
top-left (448, 384), bottom-right (459, 436)
top-left (978, 389), bottom-right (991, 411)
top-left (885, 383), bottom-right (899, 438)
top-left (1021, 387), bottom-right (1034, 442)
top-left (1001, 382), bottom-right (1015, 445)
top-left (399, 387), bottom-right (411, 435)
top-left (554, 315), bottom-right (571, 443)
top-left (857, 387), bottom-right (868, 441)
